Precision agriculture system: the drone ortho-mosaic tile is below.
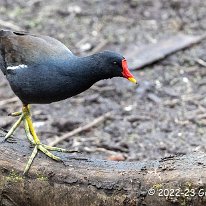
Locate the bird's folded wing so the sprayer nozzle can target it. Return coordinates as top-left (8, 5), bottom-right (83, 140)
top-left (0, 30), bottom-right (73, 75)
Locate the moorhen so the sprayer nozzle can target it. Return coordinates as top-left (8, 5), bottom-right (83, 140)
top-left (0, 30), bottom-right (137, 174)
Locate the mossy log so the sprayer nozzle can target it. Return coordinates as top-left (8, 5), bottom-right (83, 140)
top-left (0, 129), bottom-right (206, 206)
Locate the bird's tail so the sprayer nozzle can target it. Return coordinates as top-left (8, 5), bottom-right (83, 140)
top-left (0, 47), bottom-right (6, 75)
top-left (0, 30), bottom-right (11, 75)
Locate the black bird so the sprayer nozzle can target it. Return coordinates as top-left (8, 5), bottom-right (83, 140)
top-left (0, 30), bottom-right (137, 174)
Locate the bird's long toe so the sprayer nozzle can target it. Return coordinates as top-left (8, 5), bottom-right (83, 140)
top-left (23, 143), bottom-right (62, 175)
top-left (38, 144), bottom-right (62, 161)
top-left (8, 111), bottom-right (22, 117)
top-left (4, 137), bottom-right (17, 143)
top-left (24, 145), bottom-right (38, 175)
top-left (4, 114), bottom-right (24, 142)
top-left (42, 144), bottom-right (78, 153)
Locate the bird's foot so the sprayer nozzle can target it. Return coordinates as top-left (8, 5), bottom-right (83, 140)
top-left (24, 120), bottom-right (77, 174)
top-left (5, 105), bottom-right (37, 145)
top-left (4, 105), bottom-right (77, 174)
top-left (23, 138), bottom-right (78, 175)
top-left (23, 106), bottom-right (78, 174)
top-left (24, 143), bottom-right (62, 175)
top-left (24, 143), bottom-right (79, 175)
top-left (8, 111), bottom-right (22, 117)
top-left (22, 111), bottom-right (63, 174)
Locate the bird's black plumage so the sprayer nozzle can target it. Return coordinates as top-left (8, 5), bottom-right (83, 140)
top-left (0, 30), bottom-right (126, 104)
top-left (0, 30), bottom-right (137, 175)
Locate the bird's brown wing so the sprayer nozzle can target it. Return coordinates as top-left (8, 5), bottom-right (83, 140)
top-left (0, 30), bottom-right (73, 75)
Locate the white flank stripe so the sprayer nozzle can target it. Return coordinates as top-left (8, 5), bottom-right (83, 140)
top-left (7, 64), bottom-right (28, 70)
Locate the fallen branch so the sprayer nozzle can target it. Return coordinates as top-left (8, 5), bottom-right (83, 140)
top-left (0, 96), bottom-right (19, 106)
top-left (0, 19), bottom-right (22, 31)
top-left (0, 128), bottom-right (206, 206)
top-left (195, 58), bottom-right (206, 67)
top-left (126, 33), bottom-right (206, 70)
top-left (49, 112), bottom-right (111, 146)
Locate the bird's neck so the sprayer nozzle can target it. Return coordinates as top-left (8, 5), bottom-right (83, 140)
top-left (74, 54), bottom-right (113, 82)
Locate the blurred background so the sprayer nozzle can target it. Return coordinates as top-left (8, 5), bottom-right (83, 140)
top-left (0, 0), bottom-right (206, 161)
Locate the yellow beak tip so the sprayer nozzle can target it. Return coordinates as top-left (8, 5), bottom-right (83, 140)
top-left (128, 77), bottom-right (137, 84)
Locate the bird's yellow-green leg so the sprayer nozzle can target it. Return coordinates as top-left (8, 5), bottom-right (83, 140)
top-left (42, 144), bottom-right (74, 152)
top-left (8, 111), bottom-right (22, 117)
top-left (4, 113), bottom-right (24, 141)
top-left (24, 118), bottom-right (73, 152)
top-left (23, 119), bottom-right (35, 144)
top-left (5, 104), bottom-right (77, 174)
top-left (22, 105), bottom-right (71, 174)
top-left (24, 145), bottom-right (38, 175)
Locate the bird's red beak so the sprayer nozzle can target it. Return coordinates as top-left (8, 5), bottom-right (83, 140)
top-left (121, 59), bottom-right (137, 84)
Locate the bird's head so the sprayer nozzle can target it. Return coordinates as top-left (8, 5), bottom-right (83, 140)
top-left (97, 51), bottom-right (137, 84)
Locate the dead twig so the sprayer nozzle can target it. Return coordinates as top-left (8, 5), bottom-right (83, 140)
top-left (49, 112), bottom-right (112, 146)
top-left (195, 58), bottom-right (206, 67)
top-left (0, 82), bottom-right (7, 87)
top-left (127, 115), bottom-right (151, 122)
top-left (0, 97), bottom-right (19, 106)
top-left (0, 19), bottom-right (22, 31)
top-left (163, 99), bottom-right (180, 107)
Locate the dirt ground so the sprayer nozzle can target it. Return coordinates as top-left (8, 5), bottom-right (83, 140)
top-left (0, 0), bottom-right (206, 162)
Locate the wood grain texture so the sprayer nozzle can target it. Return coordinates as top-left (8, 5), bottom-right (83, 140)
top-left (0, 129), bottom-right (206, 206)
top-left (126, 33), bottom-right (206, 70)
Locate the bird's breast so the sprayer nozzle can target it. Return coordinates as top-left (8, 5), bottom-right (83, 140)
top-left (6, 64), bottom-right (94, 104)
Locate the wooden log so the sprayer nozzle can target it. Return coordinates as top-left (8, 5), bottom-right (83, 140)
top-left (0, 129), bottom-right (206, 206)
top-left (125, 33), bottom-right (206, 70)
